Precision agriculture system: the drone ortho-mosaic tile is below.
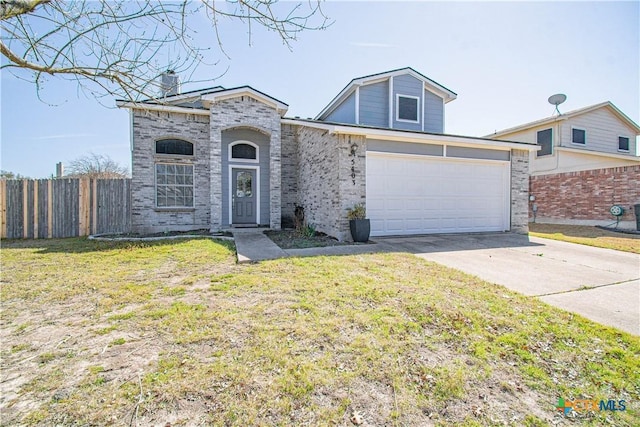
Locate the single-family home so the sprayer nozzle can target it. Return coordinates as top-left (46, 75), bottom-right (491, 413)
top-left (116, 67), bottom-right (537, 240)
top-left (488, 102), bottom-right (640, 227)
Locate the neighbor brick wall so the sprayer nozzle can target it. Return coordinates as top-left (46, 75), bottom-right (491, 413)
top-left (131, 110), bottom-right (210, 234)
top-left (529, 165), bottom-right (640, 222)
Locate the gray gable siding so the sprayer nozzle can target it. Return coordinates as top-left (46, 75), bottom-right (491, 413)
top-left (221, 128), bottom-right (271, 226)
top-left (359, 81), bottom-right (389, 127)
top-left (367, 139), bottom-right (443, 157)
top-left (424, 89), bottom-right (444, 133)
top-left (325, 92), bottom-right (356, 124)
top-left (392, 74), bottom-right (423, 131)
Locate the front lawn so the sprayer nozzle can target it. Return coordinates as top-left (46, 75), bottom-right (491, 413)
top-left (1, 238), bottom-right (638, 425)
top-left (529, 223), bottom-right (640, 254)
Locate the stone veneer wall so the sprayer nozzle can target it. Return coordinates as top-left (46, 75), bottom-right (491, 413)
top-left (510, 149), bottom-right (530, 233)
top-left (280, 124), bottom-right (298, 227)
top-left (209, 96), bottom-right (282, 230)
top-left (529, 165), bottom-right (640, 224)
top-left (336, 133), bottom-right (367, 240)
top-left (294, 126), bottom-right (366, 241)
top-left (131, 110), bottom-right (210, 233)
top-left (295, 126), bottom-right (340, 238)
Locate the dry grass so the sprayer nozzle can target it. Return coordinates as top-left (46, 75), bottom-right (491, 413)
top-left (529, 223), bottom-right (640, 254)
top-left (1, 237), bottom-right (639, 426)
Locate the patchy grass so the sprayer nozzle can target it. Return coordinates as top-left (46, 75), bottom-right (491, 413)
top-left (529, 223), bottom-right (640, 254)
top-left (1, 237), bottom-right (638, 425)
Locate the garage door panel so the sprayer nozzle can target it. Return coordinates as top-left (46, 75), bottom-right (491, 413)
top-left (366, 153), bottom-right (509, 236)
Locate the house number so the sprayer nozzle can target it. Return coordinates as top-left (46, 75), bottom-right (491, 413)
top-left (350, 143), bottom-right (357, 185)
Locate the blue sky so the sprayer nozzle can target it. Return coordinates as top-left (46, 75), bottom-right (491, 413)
top-left (2, 1), bottom-right (639, 178)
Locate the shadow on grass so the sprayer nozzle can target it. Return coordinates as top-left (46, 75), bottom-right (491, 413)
top-left (529, 223), bottom-right (640, 240)
top-left (1, 236), bottom-right (236, 254)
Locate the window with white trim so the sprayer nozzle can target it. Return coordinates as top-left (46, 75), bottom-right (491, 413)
top-left (229, 141), bottom-right (259, 162)
top-left (572, 128), bottom-right (586, 145)
top-left (232, 143), bottom-right (257, 160)
top-left (536, 128), bottom-right (553, 157)
top-left (618, 136), bottom-right (630, 152)
top-left (396, 95), bottom-right (420, 122)
top-left (156, 163), bottom-right (194, 207)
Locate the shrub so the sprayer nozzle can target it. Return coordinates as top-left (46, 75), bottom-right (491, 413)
top-left (346, 203), bottom-right (366, 220)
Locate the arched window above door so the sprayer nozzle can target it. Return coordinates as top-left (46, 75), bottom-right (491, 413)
top-left (229, 141), bottom-right (258, 162)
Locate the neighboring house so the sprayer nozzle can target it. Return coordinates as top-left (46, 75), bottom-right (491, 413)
top-left (488, 102), bottom-right (640, 227)
top-left (117, 67), bottom-right (537, 240)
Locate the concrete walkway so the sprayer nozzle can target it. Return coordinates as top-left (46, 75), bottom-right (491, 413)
top-left (232, 229), bottom-right (382, 263)
top-left (231, 230), bottom-right (288, 263)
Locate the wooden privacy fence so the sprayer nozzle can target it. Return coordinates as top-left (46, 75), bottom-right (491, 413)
top-left (0, 178), bottom-right (131, 239)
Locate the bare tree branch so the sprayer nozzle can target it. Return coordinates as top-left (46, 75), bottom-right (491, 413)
top-left (65, 153), bottom-right (129, 179)
top-left (1, 0), bottom-right (331, 101)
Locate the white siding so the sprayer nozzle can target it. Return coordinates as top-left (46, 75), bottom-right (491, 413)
top-left (559, 108), bottom-right (638, 155)
top-left (491, 107), bottom-right (640, 175)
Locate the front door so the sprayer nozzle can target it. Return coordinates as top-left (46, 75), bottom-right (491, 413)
top-left (232, 168), bottom-right (257, 224)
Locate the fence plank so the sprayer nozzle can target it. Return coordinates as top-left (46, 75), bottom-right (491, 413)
top-left (0, 180), bottom-right (6, 238)
top-left (22, 180), bottom-right (28, 239)
top-left (33, 180), bottom-right (39, 239)
top-left (47, 180), bottom-right (53, 238)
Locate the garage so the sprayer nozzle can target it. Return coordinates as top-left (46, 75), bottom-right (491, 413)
top-left (366, 151), bottom-right (510, 236)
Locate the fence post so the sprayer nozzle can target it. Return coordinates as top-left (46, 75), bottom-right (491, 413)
top-left (78, 178), bottom-right (90, 236)
top-left (92, 179), bottom-right (98, 235)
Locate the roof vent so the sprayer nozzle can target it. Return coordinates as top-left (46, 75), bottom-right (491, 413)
top-left (160, 70), bottom-right (180, 97)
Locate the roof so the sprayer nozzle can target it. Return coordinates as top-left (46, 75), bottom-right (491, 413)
top-left (283, 117), bottom-right (538, 151)
top-left (486, 101), bottom-right (640, 138)
top-left (315, 67), bottom-right (458, 121)
top-left (201, 85), bottom-right (288, 115)
top-left (115, 86), bottom-right (225, 106)
top-left (117, 85), bottom-right (289, 116)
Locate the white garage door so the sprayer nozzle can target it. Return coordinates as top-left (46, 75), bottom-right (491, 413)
top-left (366, 152), bottom-right (510, 236)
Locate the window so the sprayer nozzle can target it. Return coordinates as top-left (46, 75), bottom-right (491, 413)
top-left (229, 141), bottom-right (258, 162)
top-left (572, 128), bottom-right (586, 145)
top-left (618, 136), bottom-right (630, 152)
top-left (396, 95), bottom-right (420, 122)
top-left (156, 163), bottom-right (194, 208)
top-left (231, 143), bottom-right (257, 160)
top-left (536, 128), bottom-right (553, 157)
top-left (236, 171), bottom-right (253, 197)
top-left (156, 139), bottom-right (193, 156)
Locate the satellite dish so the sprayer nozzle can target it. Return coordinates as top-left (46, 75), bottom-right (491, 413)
top-left (548, 94), bottom-right (567, 115)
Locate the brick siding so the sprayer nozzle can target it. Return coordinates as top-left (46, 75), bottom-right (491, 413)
top-left (131, 110), bottom-right (210, 234)
top-left (529, 165), bottom-right (640, 222)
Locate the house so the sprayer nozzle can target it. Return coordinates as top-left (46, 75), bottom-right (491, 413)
top-left (116, 67), bottom-right (537, 240)
top-left (488, 102), bottom-right (640, 227)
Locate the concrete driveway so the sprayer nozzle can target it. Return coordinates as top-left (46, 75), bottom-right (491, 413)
top-left (378, 233), bottom-right (639, 335)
